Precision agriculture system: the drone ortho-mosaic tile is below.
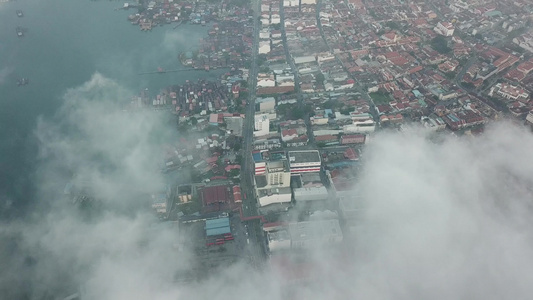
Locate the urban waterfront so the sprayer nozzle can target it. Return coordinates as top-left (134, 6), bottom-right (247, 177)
top-left (0, 0), bottom-right (220, 214)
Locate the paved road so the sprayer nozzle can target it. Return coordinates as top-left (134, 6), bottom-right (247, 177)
top-left (240, 0), bottom-right (267, 269)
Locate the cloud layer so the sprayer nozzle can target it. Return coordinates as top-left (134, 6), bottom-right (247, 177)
top-left (2, 73), bottom-right (533, 299)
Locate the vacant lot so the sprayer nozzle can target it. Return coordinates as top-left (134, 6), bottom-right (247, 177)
top-left (369, 92), bottom-right (391, 105)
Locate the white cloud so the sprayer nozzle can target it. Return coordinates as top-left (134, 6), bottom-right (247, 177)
top-left (2, 71), bottom-right (533, 299)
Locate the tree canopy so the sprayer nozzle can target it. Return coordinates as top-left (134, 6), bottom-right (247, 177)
top-left (431, 36), bottom-right (451, 54)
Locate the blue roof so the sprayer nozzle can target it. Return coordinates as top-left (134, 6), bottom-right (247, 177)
top-left (205, 217), bottom-right (230, 230)
top-left (413, 90), bottom-right (423, 98)
top-left (252, 151), bottom-right (263, 162)
top-left (206, 226), bottom-right (231, 236)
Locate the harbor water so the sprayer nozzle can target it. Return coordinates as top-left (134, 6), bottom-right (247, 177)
top-left (0, 0), bottom-right (220, 216)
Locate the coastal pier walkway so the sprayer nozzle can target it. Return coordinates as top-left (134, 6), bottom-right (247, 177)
top-left (138, 67), bottom-right (229, 75)
top-left (137, 69), bottom-right (201, 75)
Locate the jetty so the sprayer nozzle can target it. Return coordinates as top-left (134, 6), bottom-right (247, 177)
top-left (138, 68), bottom-right (211, 75)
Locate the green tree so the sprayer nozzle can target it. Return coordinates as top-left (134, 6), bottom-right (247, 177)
top-left (386, 21), bottom-right (400, 30)
top-left (228, 169), bottom-right (240, 178)
top-left (430, 36), bottom-right (451, 54)
top-left (315, 73), bottom-right (325, 86)
top-left (190, 117), bottom-right (198, 126)
top-left (462, 82), bottom-right (475, 90)
top-left (256, 54), bottom-right (267, 67)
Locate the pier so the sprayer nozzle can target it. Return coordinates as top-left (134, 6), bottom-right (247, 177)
top-left (137, 67), bottom-right (229, 76)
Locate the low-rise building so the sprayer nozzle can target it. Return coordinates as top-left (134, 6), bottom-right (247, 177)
top-left (489, 83), bottom-right (529, 102)
top-left (287, 150), bottom-right (322, 173)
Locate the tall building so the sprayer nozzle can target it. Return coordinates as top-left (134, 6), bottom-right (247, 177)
top-left (434, 21), bottom-right (455, 36)
top-left (255, 160), bottom-right (292, 207)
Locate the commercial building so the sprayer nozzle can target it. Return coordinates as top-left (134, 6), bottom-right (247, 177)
top-left (266, 220), bottom-right (343, 253)
top-left (293, 186), bottom-right (329, 202)
top-left (287, 150), bottom-right (322, 173)
top-left (255, 160), bottom-right (292, 207)
top-left (256, 187), bottom-right (292, 208)
top-left (256, 97), bottom-right (276, 112)
top-left (288, 220), bottom-right (343, 250)
top-left (199, 185), bottom-right (233, 213)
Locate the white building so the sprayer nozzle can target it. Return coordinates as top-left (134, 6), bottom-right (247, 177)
top-left (288, 220), bottom-right (343, 250)
top-left (257, 97), bottom-right (276, 112)
top-left (489, 83), bottom-right (529, 101)
top-left (343, 119), bottom-right (376, 134)
top-left (257, 188), bottom-right (292, 207)
top-left (257, 73), bottom-right (276, 87)
top-left (259, 30), bottom-right (270, 40)
top-left (513, 34), bottom-right (533, 53)
top-left (526, 110), bottom-right (533, 127)
top-left (294, 55), bottom-right (316, 65)
top-left (293, 186), bottom-right (329, 202)
top-left (434, 21), bottom-right (455, 36)
top-left (255, 160), bottom-right (292, 207)
top-left (267, 229), bottom-right (291, 252)
top-left (421, 116), bottom-right (447, 131)
top-left (254, 114), bottom-right (270, 137)
top-left (259, 41), bottom-right (271, 54)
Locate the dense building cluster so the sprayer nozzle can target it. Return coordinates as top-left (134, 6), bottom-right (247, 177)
top-left (126, 0), bottom-right (533, 284)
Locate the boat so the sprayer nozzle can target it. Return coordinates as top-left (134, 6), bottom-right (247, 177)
top-left (16, 10), bottom-right (23, 17)
top-left (17, 78), bottom-right (29, 86)
top-left (16, 27), bottom-right (24, 37)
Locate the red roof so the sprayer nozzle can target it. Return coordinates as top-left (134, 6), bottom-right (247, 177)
top-left (281, 128), bottom-right (298, 137)
top-left (201, 185), bottom-right (230, 206)
top-left (225, 164), bottom-right (241, 173)
top-left (315, 134), bottom-right (337, 142)
top-left (341, 134), bottom-right (366, 144)
top-left (206, 155), bottom-right (219, 164)
top-left (344, 148), bottom-right (359, 160)
top-left (232, 185), bottom-right (242, 202)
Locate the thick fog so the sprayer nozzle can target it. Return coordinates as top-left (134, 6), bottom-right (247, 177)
top-left (1, 74), bottom-right (533, 299)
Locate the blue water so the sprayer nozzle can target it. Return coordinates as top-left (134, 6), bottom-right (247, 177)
top-left (0, 0), bottom-right (220, 214)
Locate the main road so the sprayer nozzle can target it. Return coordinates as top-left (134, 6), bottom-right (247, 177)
top-left (240, 0), bottom-right (267, 269)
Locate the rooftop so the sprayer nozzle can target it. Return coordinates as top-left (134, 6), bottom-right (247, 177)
top-left (288, 150), bottom-right (321, 164)
top-left (201, 185), bottom-right (231, 206)
top-left (288, 219), bottom-right (343, 243)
